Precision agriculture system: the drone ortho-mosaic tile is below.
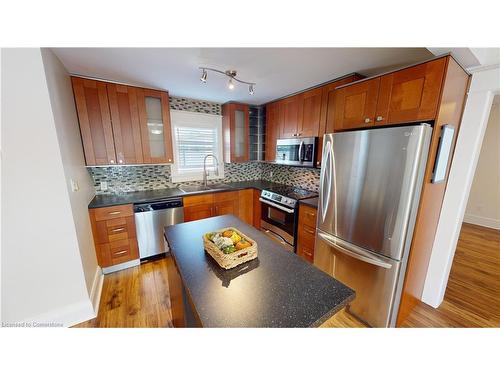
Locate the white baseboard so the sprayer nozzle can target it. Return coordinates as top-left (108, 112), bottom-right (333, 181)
top-left (463, 213), bottom-right (500, 230)
top-left (89, 266), bottom-right (104, 315)
top-left (18, 299), bottom-right (95, 328)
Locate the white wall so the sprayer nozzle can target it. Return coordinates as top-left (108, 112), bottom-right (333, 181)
top-left (40, 49), bottom-right (100, 299)
top-left (463, 98), bottom-right (500, 229)
top-left (422, 65), bottom-right (500, 308)
top-left (1, 48), bottom-right (96, 326)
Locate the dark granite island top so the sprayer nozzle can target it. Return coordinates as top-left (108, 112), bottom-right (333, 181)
top-left (164, 215), bottom-right (354, 328)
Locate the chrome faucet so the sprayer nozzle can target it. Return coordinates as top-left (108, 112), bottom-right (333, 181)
top-left (203, 154), bottom-right (219, 186)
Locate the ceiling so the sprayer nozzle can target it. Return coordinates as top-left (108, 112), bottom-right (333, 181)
top-left (52, 48), bottom-right (436, 105)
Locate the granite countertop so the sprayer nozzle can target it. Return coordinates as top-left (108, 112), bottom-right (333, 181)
top-left (89, 180), bottom-right (296, 208)
top-left (300, 197), bottom-right (319, 209)
top-left (164, 214), bottom-right (355, 328)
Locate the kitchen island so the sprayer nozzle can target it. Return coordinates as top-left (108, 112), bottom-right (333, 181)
top-left (164, 214), bottom-right (354, 327)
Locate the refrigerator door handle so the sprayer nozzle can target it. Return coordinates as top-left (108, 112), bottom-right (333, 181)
top-left (320, 141), bottom-right (333, 223)
top-left (318, 231), bottom-right (393, 269)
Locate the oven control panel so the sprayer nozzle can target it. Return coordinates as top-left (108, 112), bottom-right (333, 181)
top-left (261, 190), bottom-right (297, 208)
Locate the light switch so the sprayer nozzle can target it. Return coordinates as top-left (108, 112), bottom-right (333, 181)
top-left (70, 179), bottom-right (79, 192)
top-left (100, 181), bottom-right (108, 191)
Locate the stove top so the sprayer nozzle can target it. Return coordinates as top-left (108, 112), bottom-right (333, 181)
top-left (260, 185), bottom-right (318, 209)
top-left (268, 186), bottom-right (318, 200)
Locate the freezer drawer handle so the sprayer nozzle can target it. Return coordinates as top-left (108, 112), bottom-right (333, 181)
top-left (318, 232), bottom-right (392, 269)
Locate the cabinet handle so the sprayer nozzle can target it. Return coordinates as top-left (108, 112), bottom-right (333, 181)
top-left (304, 227), bottom-right (315, 235)
top-left (364, 118), bottom-right (371, 123)
top-left (111, 227), bottom-right (125, 232)
top-left (108, 211), bottom-right (121, 215)
top-left (376, 116), bottom-right (384, 122)
top-left (114, 250), bottom-right (128, 256)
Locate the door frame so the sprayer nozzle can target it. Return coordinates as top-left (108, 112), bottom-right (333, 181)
top-left (422, 64), bottom-right (500, 307)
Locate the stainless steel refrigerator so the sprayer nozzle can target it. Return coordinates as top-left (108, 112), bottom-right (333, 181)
top-left (315, 124), bottom-right (432, 327)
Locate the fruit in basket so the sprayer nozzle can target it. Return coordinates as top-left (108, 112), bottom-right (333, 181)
top-left (235, 239), bottom-right (251, 250)
top-left (230, 232), bottom-right (241, 244)
top-left (222, 230), bottom-right (234, 238)
top-left (222, 245), bottom-right (236, 254)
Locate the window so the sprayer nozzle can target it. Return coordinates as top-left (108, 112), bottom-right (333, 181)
top-left (170, 110), bottom-right (224, 182)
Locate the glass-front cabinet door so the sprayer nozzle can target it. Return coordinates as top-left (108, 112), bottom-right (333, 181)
top-left (222, 103), bottom-right (249, 163)
top-left (137, 89), bottom-right (174, 163)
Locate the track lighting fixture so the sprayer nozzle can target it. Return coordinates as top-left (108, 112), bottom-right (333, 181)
top-left (198, 67), bottom-right (256, 95)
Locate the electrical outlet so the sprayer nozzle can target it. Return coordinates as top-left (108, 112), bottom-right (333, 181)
top-left (100, 181), bottom-right (108, 191)
top-left (70, 179), bottom-right (79, 192)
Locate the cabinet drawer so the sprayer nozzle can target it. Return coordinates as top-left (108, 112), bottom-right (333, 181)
top-left (299, 224), bottom-right (316, 247)
top-left (92, 204), bottom-right (133, 221)
top-left (299, 204), bottom-right (317, 228)
top-left (213, 191), bottom-right (238, 202)
top-left (183, 193), bottom-right (214, 206)
top-left (93, 216), bottom-right (136, 244)
top-left (298, 243), bottom-right (315, 263)
top-left (109, 239), bottom-right (139, 265)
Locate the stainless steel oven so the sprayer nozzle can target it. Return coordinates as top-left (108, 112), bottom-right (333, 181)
top-left (275, 137), bottom-right (317, 167)
top-left (259, 194), bottom-right (297, 251)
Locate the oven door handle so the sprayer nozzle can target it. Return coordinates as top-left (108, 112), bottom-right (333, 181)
top-left (259, 198), bottom-right (295, 213)
top-left (262, 229), bottom-right (288, 246)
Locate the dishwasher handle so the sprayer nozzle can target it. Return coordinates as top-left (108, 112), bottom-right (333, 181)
top-left (134, 198), bottom-right (183, 213)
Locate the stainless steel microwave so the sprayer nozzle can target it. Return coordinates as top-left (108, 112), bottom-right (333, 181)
top-left (275, 137), bottom-right (317, 167)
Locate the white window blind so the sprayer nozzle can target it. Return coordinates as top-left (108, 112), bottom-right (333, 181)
top-left (170, 110), bottom-right (224, 182)
top-left (174, 126), bottom-right (218, 171)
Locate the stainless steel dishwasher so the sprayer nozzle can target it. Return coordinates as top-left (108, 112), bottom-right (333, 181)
top-left (134, 198), bottom-right (184, 259)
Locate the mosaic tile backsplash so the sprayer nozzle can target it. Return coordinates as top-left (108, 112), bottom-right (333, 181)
top-left (169, 96), bottom-right (221, 115)
top-left (88, 162), bottom-right (320, 195)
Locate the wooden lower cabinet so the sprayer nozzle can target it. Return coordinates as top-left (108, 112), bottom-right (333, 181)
top-left (183, 189), bottom-right (259, 226)
top-left (166, 255), bottom-right (185, 327)
top-left (252, 189), bottom-right (262, 229)
top-left (184, 203), bottom-right (213, 222)
top-left (89, 204), bottom-right (140, 268)
top-left (297, 203), bottom-right (318, 263)
top-left (238, 189), bottom-right (254, 225)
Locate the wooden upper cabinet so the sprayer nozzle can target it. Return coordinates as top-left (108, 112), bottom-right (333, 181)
top-left (136, 89), bottom-right (174, 164)
top-left (72, 77), bottom-right (116, 165)
top-left (72, 77), bottom-right (174, 165)
top-left (297, 87), bottom-right (323, 137)
top-left (332, 58), bottom-right (448, 131)
top-left (333, 78), bottom-right (380, 131)
top-left (222, 103), bottom-right (250, 163)
top-left (265, 102), bottom-right (279, 161)
top-left (107, 84), bottom-right (144, 164)
top-left (375, 58), bottom-right (446, 125)
top-left (279, 95), bottom-right (300, 138)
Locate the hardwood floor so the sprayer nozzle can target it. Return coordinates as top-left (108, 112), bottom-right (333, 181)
top-left (74, 223), bottom-right (499, 328)
top-left (399, 223), bottom-right (500, 327)
top-left (74, 258), bottom-right (173, 328)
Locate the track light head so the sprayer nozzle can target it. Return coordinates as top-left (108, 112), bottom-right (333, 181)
top-left (200, 69), bottom-right (207, 83)
top-left (228, 78), bottom-right (235, 90)
top-left (249, 84), bottom-right (254, 95)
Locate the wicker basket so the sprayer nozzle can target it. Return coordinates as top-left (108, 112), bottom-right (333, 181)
top-left (203, 227), bottom-right (258, 270)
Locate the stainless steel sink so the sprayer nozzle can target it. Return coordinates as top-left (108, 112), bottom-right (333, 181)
top-left (178, 183), bottom-right (232, 194)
